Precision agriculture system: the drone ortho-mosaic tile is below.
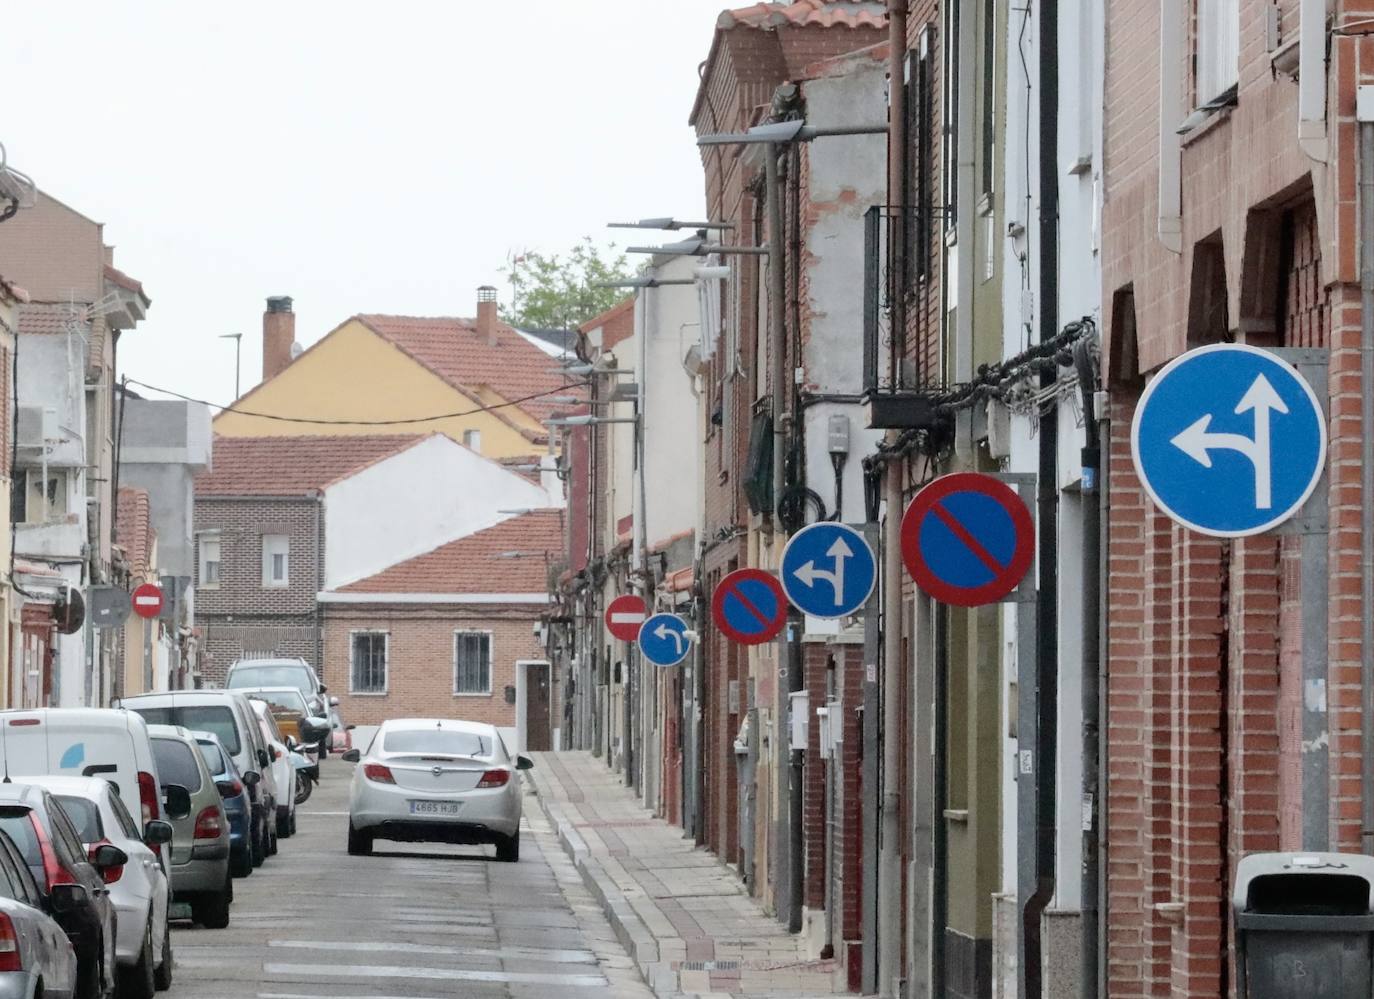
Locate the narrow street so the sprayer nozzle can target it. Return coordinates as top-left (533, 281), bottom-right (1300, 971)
top-left (164, 761), bottom-right (650, 999)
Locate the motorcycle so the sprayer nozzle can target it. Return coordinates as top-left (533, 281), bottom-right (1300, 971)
top-left (286, 739), bottom-right (320, 806)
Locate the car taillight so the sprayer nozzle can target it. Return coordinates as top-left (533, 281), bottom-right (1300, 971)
top-left (362, 763), bottom-right (395, 785)
top-left (138, 771), bottom-right (162, 857)
top-left (476, 769), bottom-right (510, 789)
top-left (194, 806), bottom-right (224, 840)
top-left (225, 779), bottom-right (244, 797)
top-left (32, 817), bottom-right (71, 889)
top-left (89, 840), bottom-right (123, 885)
top-left (0, 913), bottom-right (20, 972)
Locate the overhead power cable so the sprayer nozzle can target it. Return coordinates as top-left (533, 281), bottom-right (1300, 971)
top-left (122, 378), bottom-right (589, 428)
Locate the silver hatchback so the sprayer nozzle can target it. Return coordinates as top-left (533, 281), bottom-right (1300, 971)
top-left (146, 726), bottom-right (232, 928)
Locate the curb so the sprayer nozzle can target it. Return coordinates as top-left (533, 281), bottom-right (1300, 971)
top-left (528, 764), bottom-right (685, 998)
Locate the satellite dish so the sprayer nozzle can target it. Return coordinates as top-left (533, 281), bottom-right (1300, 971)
top-left (53, 585), bottom-right (85, 636)
top-left (289, 341), bottom-right (303, 359)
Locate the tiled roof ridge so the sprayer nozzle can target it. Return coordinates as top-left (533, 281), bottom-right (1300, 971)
top-left (718, 0), bottom-right (888, 30)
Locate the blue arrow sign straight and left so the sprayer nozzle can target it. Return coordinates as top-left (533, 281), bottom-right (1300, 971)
top-left (638, 613), bottom-right (691, 667)
top-left (1131, 343), bottom-right (1326, 537)
top-left (779, 523), bottom-right (877, 619)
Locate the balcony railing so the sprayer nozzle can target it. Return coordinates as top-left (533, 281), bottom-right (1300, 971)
top-left (861, 205), bottom-right (941, 430)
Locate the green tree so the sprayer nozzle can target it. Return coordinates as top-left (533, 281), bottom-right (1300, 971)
top-left (501, 237), bottom-right (636, 330)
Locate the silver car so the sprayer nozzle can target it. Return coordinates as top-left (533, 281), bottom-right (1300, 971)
top-left (146, 726), bottom-right (232, 929)
top-left (0, 828), bottom-right (77, 998)
top-left (343, 720), bottom-right (533, 862)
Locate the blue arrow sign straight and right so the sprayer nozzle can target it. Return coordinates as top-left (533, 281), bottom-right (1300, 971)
top-left (779, 523), bottom-right (877, 619)
top-left (638, 613), bottom-right (691, 667)
top-left (1131, 343), bottom-right (1326, 537)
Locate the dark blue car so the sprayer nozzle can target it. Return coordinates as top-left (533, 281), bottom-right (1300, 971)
top-left (192, 732), bottom-right (254, 878)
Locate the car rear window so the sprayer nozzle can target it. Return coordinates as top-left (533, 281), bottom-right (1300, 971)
top-left (133, 705), bottom-right (241, 756)
top-left (227, 666), bottom-right (311, 694)
top-left (53, 796), bottom-right (103, 843)
top-left (382, 729), bottom-right (490, 757)
top-left (152, 739), bottom-right (203, 793)
top-left (196, 742), bottom-right (227, 777)
top-left (248, 689), bottom-right (308, 714)
top-left (0, 812), bottom-right (40, 867)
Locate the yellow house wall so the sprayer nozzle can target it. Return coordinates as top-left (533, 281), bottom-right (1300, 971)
top-left (213, 321), bottom-right (541, 457)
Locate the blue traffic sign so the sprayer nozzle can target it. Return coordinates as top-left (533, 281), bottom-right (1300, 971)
top-left (1131, 343), bottom-right (1326, 537)
top-left (638, 613), bottom-right (691, 667)
top-left (780, 523), bottom-right (876, 619)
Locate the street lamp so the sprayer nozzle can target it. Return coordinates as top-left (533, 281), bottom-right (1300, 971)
top-left (695, 119), bottom-right (888, 146)
top-left (608, 217), bottom-right (735, 231)
top-left (545, 415), bottom-right (640, 427)
top-left (624, 231), bottom-right (767, 256)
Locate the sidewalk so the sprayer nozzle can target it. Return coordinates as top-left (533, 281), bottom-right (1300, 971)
top-left (529, 750), bottom-right (845, 999)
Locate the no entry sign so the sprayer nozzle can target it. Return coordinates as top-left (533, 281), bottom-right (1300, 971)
top-left (605, 594), bottom-right (647, 642)
top-left (900, 472), bottom-right (1034, 607)
top-left (131, 582), bottom-right (164, 620)
top-left (712, 568), bottom-right (787, 646)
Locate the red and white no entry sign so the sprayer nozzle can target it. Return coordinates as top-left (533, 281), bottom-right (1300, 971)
top-left (131, 582), bottom-right (164, 620)
top-left (605, 594), bottom-right (647, 642)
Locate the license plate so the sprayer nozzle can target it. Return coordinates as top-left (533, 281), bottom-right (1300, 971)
top-left (409, 800), bottom-right (462, 816)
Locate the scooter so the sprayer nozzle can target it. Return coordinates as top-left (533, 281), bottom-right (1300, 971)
top-left (287, 743), bottom-right (319, 806)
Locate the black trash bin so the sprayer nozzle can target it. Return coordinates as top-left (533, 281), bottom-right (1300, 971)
top-left (1233, 852), bottom-right (1374, 999)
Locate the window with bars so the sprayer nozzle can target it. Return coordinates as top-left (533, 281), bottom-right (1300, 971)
top-left (350, 632), bottom-right (388, 694)
top-left (453, 631), bottom-right (492, 695)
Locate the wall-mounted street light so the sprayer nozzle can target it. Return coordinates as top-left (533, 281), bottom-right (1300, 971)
top-left (608, 217), bottom-right (735, 231)
top-left (546, 415), bottom-right (640, 427)
top-left (624, 231), bottom-right (767, 257)
top-left (695, 119), bottom-right (888, 146)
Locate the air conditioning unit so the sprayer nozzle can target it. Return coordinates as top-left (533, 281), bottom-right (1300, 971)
top-left (16, 406), bottom-right (57, 450)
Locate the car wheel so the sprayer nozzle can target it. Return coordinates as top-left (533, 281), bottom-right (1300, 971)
top-left (230, 843), bottom-right (253, 878)
top-left (195, 882), bottom-right (231, 931)
top-left (289, 811), bottom-right (297, 836)
top-left (119, 920), bottom-right (156, 999)
top-left (346, 821), bottom-right (372, 856)
top-left (276, 811), bottom-right (290, 839)
top-left (75, 943), bottom-right (101, 999)
top-left (496, 831), bottom-right (520, 863)
top-left (268, 825), bottom-right (279, 856)
top-left (153, 920), bottom-right (173, 991)
top-left (251, 819), bottom-right (266, 867)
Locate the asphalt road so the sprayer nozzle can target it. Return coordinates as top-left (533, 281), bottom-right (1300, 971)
top-left (162, 758), bottom-right (652, 999)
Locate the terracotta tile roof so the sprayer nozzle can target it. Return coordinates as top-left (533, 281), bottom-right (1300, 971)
top-left (718, 0), bottom-right (887, 29)
top-left (103, 263), bottom-right (149, 305)
top-left (339, 510), bottom-right (564, 595)
top-left (194, 434), bottom-right (425, 498)
top-left (115, 487), bottom-right (155, 574)
top-left (16, 303), bottom-right (81, 336)
top-left (356, 314), bottom-right (584, 424)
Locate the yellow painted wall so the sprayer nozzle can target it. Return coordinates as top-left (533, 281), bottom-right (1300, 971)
top-left (213, 320), bottom-right (542, 457)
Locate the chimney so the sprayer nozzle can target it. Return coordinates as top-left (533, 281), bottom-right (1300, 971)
top-left (476, 285), bottom-right (498, 347)
top-left (262, 296), bottom-right (295, 381)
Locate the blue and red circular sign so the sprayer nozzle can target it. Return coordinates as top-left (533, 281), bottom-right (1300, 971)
top-left (900, 472), bottom-right (1034, 607)
top-left (712, 568), bottom-right (787, 646)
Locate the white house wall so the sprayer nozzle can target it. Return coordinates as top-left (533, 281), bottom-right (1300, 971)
top-left (800, 60), bottom-right (887, 522)
top-left (322, 435), bottom-right (552, 590)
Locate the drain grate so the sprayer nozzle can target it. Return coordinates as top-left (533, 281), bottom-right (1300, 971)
top-left (674, 958), bottom-right (837, 972)
top-left (676, 961), bottom-right (742, 971)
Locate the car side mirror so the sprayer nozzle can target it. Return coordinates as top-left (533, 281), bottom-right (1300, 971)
top-left (346, 724), bottom-right (356, 731)
top-left (142, 820), bottom-right (174, 846)
top-left (329, 695), bottom-right (340, 707)
top-left (284, 736), bottom-right (298, 752)
top-left (300, 719), bottom-right (330, 743)
top-left (91, 843), bottom-right (129, 870)
top-left (340, 749), bottom-right (361, 763)
top-left (162, 784), bottom-right (192, 821)
top-left (241, 771), bottom-right (261, 788)
top-left (318, 683), bottom-right (328, 694)
top-left (516, 755), bottom-right (535, 771)
top-left (48, 883), bottom-right (89, 914)
top-left (258, 750), bottom-right (271, 769)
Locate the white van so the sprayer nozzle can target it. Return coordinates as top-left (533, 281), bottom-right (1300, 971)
top-left (0, 708), bottom-right (169, 825)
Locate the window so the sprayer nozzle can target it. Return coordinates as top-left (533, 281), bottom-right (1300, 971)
top-left (152, 738), bottom-right (204, 793)
top-left (905, 27), bottom-right (936, 285)
top-left (942, 4), bottom-right (960, 230)
top-left (350, 632), bottom-right (388, 694)
top-left (261, 534), bottom-right (289, 588)
top-left (462, 428), bottom-right (482, 452)
top-left (980, 0), bottom-right (996, 199)
top-left (10, 470), bottom-right (67, 525)
top-left (1194, 0), bottom-right (1238, 105)
top-left (53, 796), bottom-right (103, 843)
top-left (199, 533), bottom-right (221, 587)
top-left (453, 631), bottom-right (492, 695)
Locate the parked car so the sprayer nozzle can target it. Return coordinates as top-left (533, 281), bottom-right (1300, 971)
top-left (329, 704), bottom-right (355, 753)
top-left (146, 726), bottom-right (232, 930)
top-left (191, 733), bottom-right (254, 879)
top-left (245, 699), bottom-right (299, 840)
top-left (118, 692), bottom-right (277, 870)
top-left (343, 719), bottom-right (533, 862)
top-left (224, 659), bottom-right (331, 755)
top-left (236, 687), bottom-right (328, 752)
top-left (20, 777), bottom-right (173, 997)
top-left (0, 708), bottom-right (170, 833)
top-left (0, 784), bottom-right (119, 999)
top-left (0, 827), bottom-right (78, 999)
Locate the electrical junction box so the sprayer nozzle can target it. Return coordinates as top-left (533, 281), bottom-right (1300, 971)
top-left (789, 690), bottom-right (809, 751)
top-left (987, 399), bottom-right (1013, 459)
top-left (827, 414), bottom-right (850, 455)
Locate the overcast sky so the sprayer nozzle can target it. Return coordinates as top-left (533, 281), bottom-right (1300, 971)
top-left (3, 1), bottom-right (726, 408)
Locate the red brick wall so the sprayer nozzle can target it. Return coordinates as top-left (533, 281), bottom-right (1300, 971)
top-left (803, 642), bottom-right (829, 912)
top-left (321, 605), bottom-right (547, 730)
